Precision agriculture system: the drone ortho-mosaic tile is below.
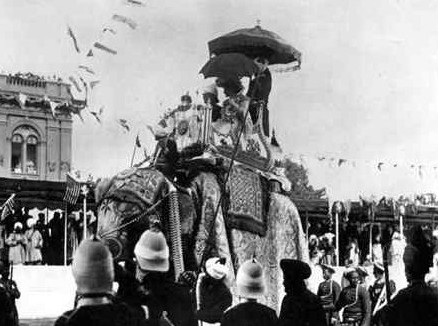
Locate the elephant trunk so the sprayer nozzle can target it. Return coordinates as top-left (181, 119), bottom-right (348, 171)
top-left (168, 185), bottom-right (185, 280)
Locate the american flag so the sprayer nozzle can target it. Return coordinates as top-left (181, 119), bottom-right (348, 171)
top-left (1, 194), bottom-right (16, 221)
top-left (63, 173), bottom-right (81, 205)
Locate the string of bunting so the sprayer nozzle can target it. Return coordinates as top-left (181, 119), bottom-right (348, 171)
top-left (286, 152), bottom-right (438, 180)
top-left (64, 0), bottom-right (146, 122)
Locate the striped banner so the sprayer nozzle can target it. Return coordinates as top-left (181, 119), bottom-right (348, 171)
top-left (63, 174), bottom-right (81, 205)
top-left (1, 193), bottom-right (16, 221)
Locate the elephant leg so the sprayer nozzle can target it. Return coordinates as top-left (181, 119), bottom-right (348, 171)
top-left (190, 172), bottom-right (233, 274)
top-left (230, 192), bottom-right (308, 312)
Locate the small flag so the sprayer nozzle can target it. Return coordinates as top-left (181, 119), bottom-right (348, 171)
top-left (17, 93), bottom-right (27, 108)
top-left (67, 26), bottom-right (81, 53)
top-left (125, 0), bottom-right (145, 6)
top-left (49, 100), bottom-right (58, 119)
top-left (338, 159), bottom-right (347, 167)
top-left (377, 162), bottom-right (384, 171)
top-left (1, 194), bottom-right (16, 221)
top-left (135, 134), bottom-right (141, 148)
top-left (87, 49), bottom-right (94, 57)
top-left (44, 95), bottom-right (58, 119)
top-left (68, 76), bottom-right (82, 93)
top-left (63, 174), bottom-right (81, 205)
top-left (94, 42), bottom-right (118, 55)
top-left (78, 65), bottom-right (95, 75)
top-left (112, 14), bottom-right (138, 30)
top-left (270, 130), bottom-right (280, 147)
top-left (118, 119), bottom-right (130, 132)
top-left (91, 106), bottom-right (104, 124)
top-left (103, 28), bottom-right (117, 35)
top-left (90, 80), bottom-right (100, 89)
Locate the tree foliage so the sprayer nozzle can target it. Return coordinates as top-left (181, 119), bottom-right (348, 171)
top-left (283, 158), bottom-right (325, 199)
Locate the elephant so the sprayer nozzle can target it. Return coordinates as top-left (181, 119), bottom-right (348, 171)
top-left (96, 164), bottom-right (308, 311)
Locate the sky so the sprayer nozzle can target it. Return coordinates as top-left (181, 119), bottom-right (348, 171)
top-left (2, 0), bottom-right (438, 200)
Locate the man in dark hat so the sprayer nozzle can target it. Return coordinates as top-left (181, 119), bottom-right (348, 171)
top-left (335, 268), bottom-right (371, 326)
top-left (368, 262), bottom-right (395, 322)
top-left (317, 264), bottom-right (341, 326)
top-left (278, 259), bottom-right (326, 326)
top-left (380, 226), bottom-right (438, 326)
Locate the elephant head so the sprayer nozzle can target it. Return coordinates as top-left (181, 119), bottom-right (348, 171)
top-left (95, 166), bottom-right (215, 278)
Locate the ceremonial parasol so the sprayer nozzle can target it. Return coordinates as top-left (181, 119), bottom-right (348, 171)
top-left (199, 53), bottom-right (259, 79)
top-left (208, 24), bottom-right (301, 65)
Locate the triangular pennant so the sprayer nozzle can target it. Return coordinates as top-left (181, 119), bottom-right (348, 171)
top-left (68, 76), bottom-right (82, 93)
top-left (94, 42), bottom-right (117, 55)
top-left (103, 28), bottom-right (117, 35)
top-left (78, 65), bottom-right (95, 75)
top-left (377, 162), bottom-right (384, 171)
top-left (112, 14), bottom-right (138, 29)
top-left (87, 49), bottom-right (94, 57)
top-left (118, 119), bottom-right (130, 132)
top-left (90, 80), bottom-right (101, 89)
top-left (135, 134), bottom-right (141, 148)
top-left (17, 93), bottom-right (27, 108)
top-left (338, 159), bottom-right (347, 167)
top-left (125, 0), bottom-right (145, 6)
top-left (67, 26), bottom-right (81, 53)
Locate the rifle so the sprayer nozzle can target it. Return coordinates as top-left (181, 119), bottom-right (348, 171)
top-left (10, 263), bottom-right (13, 281)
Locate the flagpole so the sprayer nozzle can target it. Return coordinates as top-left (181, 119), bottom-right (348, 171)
top-left (130, 134), bottom-right (139, 167)
top-left (64, 203), bottom-right (68, 266)
top-left (81, 185), bottom-right (89, 241)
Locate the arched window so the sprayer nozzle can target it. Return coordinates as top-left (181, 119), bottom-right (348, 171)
top-left (10, 126), bottom-right (39, 175)
top-left (26, 136), bottom-right (38, 174)
top-left (11, 134), bottom-right (23, 173)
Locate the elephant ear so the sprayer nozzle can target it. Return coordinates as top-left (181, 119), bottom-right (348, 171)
top-left (95, 177), bottom-right (113, 205)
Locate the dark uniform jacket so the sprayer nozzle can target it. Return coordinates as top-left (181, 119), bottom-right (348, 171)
top-left (197, 277), bottom-right (232, 323)
top-left (317, 279), bottom-right (341, 311)
top-left (368, 279), bottom-right (396, 313)
top-left (336, 285), bottom-right (371, 326)
top-left (0, 278), bottom-right (20, 326)
top-left (382, 280), bottom-right (438, 326)
top-left (54, 302), bottom-right (147, 326)
top-left (138, 274), bottom-right (197, 326)
top-left (247, 69), bottom-right (272, 136)
top-left (220, 301), bottom-right (277, 326)
top-left (278, 287), bottom-right (326, 326)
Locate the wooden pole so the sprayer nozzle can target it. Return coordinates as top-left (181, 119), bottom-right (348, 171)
top-left (400, 215), bottom-right (404, 239)
top-left (305, 210), bottom-right (309, 242)
top-left (381, 226), bottom-right (392, 304)
top-left (369, 223), bottom-right (373, 262)
top-left (64, 203), bottom-right (68, 266)
top-left (335, 212), bottom-right (340, 266)
top-left (130, 135), bottom-right (138, 167)
top-left (81, 185), bottom-right (89, 241)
